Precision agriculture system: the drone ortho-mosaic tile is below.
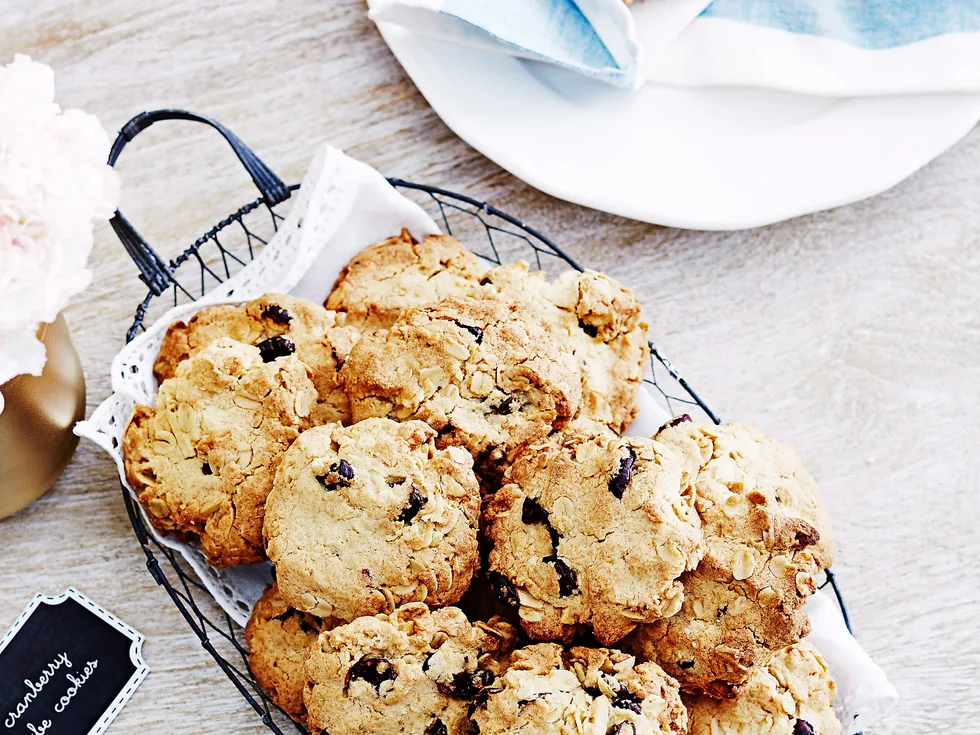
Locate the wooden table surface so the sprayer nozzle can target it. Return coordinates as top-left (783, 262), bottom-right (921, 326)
top-left (2, 1), bottom-right (979, 733)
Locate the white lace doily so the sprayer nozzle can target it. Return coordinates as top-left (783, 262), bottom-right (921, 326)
top-left (75, 143), bottom-right (896, 733)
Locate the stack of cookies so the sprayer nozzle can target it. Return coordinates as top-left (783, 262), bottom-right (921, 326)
top-left (123, 230), bottom-right (841, 735)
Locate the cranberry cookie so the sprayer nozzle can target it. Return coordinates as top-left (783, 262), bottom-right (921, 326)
top-left (685, 641), bottom-right (840, 735)
top-left (484, 421), bottom-right (703, 644)
top-left (481, 263), bottom-right (648, 434)
top-left (472, 643), bottom-right (687, 735)
top-left (325, 229), bottom-right (484, 331)
top-left (245, 583), bottom-right (334, 722)
top-left (304, 604), bottom-right (516, 735)
top-left (124, 338), bottom-right (317, 566)
top-left (342, 296), bottom-right (582, 471)
top-left (626, 419), bottom-right (832, 697)
top-left (154, 293), bottom-right (359, 425)
top-left (264, 419), bottom-right (481, 621)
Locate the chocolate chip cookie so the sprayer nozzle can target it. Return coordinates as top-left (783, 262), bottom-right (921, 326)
top-left (481, 263), bottom-right (649, 434)
top-left (154, 292), bottom-right (359, 424)
top-left (472, 643), bottom-right (687, 735)
top-left (483, 420), bottom-right (704, 644)
top-left (342, 296), bottom-right (582, 471)
top-left (685, 641), bottom-right (840, 735)
top-left (625, 420), bottom-right (832, 697)
top-left (304, 603), bottom-right (516, 735)
top-left (326, 229), bottom-right (484, 331)
top-left (264, 418), bottom-right (481, 621)
top-left (124, 338), bottom-right (317, 566)
top-left (245, 583), bottom-right (334, 722)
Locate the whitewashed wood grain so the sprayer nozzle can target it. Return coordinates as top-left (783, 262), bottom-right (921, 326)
top-left (1, 1), bottom-right (979, 733)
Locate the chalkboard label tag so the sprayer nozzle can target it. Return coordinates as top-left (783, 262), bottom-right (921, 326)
top-left (0, 588), bottom-right (149, 735)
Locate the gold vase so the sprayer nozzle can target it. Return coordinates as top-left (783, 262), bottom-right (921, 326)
top-left (0, 314), bottom-right (86, 519)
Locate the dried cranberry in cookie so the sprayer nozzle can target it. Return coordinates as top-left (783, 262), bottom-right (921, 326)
top-left (303, 604), bottom-right (516, 735)
top-left (483, 420), bottom-right (703, 645)
top-left (264, 419), bottom-right (481, 621)
top-left (341, 296), bottom-right (582, 471)
top-left (325, 229), bottom-right (484, 331)
top-left (625, 421), bottom-right (833, 697)
top-left (154, 292), bottom-right (359, 425)
top-left (124, 338), bottom-right (317, 566)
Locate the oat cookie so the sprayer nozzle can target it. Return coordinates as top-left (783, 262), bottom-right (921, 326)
top-left (124, 338), bottom-right (317, 566)
top-left (264, 418), bottom-right (481, 621)
top-left (154, 292), bottom-right (359, 424)
top-left (686, 641), bottom-right (840, 735)
top-left (481, 263), bottom-right (649, 434)
top-left (625, 419), bottom-right (832, 697)
top-left (326, 229), bottom-right (484, 330)
top-left (342, 296), bottom-right (582, 470)
top-left (484, 421), bottom-right (703, 645)
top-left (472, 643), bottom-right (687, 735)
top-left (304, 604), bottom-right (517, 735)
top-left (245, 583), bottom-right (334, 722)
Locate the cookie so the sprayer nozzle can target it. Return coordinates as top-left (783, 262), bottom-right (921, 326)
top-left (303, 604), bottom-right (517, 735)
top-left (472, 643), bottom-right (687, 735)
top-left (326, 229), bottom-right (484, 330)
top-left (481, 263), bottom-right (649, 434)
top-left (124, 338), bottom-right (317, 566)
top-left (154, 293), bottom-right (359, 424)
top-left (685, 641), bottom-right (840, 735)
top-left (264, 418), bottom-right (481, 621)
top-left (245, 583), bottom-right (333, 722)
top-left (342, 295), bottom-right (582, 470)
top-left (625, 419), bottom-right (831, 697)
top-left (483, 420), bottom-right (703, 645)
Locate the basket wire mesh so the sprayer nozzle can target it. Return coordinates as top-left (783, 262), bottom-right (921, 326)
top-left (109, 111), bottom-right (851, 734)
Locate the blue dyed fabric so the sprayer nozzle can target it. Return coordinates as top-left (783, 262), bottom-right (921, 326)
top-left (442, 0), bottom-right (619, 73)
top-left (701, 0), bottom-right (980, 49)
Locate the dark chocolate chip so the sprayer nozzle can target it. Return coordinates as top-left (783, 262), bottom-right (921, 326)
top-left (202, 461), bottom-right (213, 475)
top-left (716, 604), bottom-right (728, 621)
top-left (611, 691), bottom-right (643, 714)
top-left (256, 335), bottom-right (295, 362)
top-left (425, 720), bottom-right (448, 735)
top-left (609, 723), bottom-right (637, 735)
top-left (488, 571), bottom-right (520, 608)
top-left (479, 275), bottom-right (493, 286)
top-left (521, 497), bottom-right (549, 524)
top-left (548, 525), bottom-right (562, 549)
top-left (793, 721), bottom-right (815, 735)
top-left (543, 555), bottom-right (578, 596)
top-left (578, 319), bottom-right (599, 338)
top-left (453, 320), bottom-right (484, 344)
top-left (396, 487), bottom-right (427, 524)
top-left (608, 447), bottom-right (637, 499)
top-left (491, 396), bottom-right (516, 415)
top-left (437, 670), bottom-right (493, 699)
top-left (583, 686), bottom-right (602, 698)
top-left (345, 657), bottom-right (396, 693)
top-left (260, 304), bottom-right (292, 325)
top-left (678, 660), bottom-right (695, 670)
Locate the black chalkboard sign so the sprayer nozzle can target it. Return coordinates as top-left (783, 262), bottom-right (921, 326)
top-left (0, 589), bottom-right (148, 735)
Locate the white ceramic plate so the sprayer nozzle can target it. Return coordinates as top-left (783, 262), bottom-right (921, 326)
top-left (375, 22), bottom-right (980, 230)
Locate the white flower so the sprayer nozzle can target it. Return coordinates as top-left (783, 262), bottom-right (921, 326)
top-left (0, 55), bottom-right (119, 413)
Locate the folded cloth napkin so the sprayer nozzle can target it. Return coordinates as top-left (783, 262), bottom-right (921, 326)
top-left (368, 0), bottom-right (980, 96)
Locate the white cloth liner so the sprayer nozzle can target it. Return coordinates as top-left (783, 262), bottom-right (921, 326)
top-left (369, 0), bottom-right (980, 97)
top-left (76, 143), bottom-right (897, 731)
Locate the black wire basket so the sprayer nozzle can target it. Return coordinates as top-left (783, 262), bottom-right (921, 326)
top-left (107, 110), bottom-right (852, 734)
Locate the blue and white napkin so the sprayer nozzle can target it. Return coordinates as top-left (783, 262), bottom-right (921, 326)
top-left (368, 0), bottom-right (980, 95)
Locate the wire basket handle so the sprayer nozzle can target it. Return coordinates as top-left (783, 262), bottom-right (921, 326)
top-left (107, 109), bottom-right (291, 296)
